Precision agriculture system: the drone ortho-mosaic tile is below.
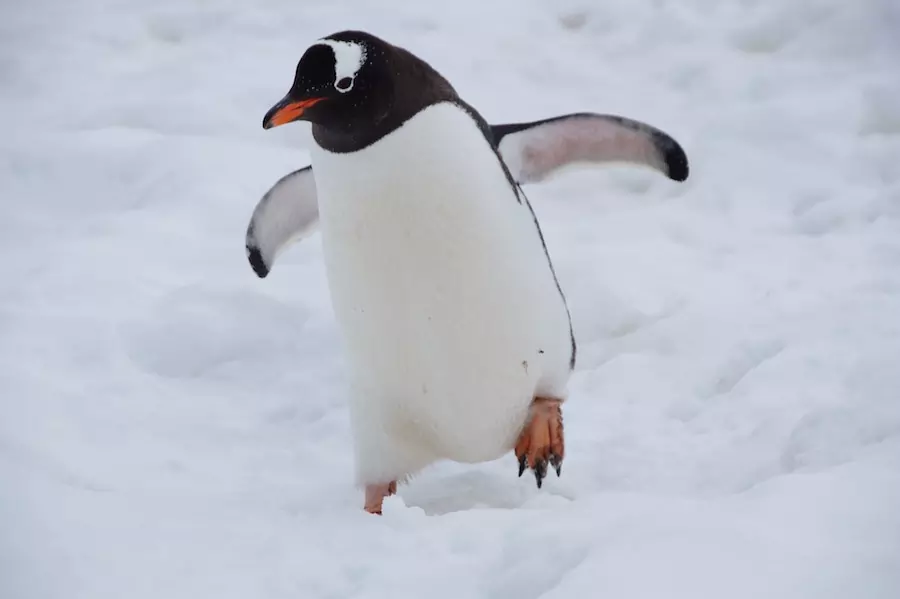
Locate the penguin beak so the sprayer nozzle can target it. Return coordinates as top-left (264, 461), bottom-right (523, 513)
top-left (262, 96), bottom-right (326, 129)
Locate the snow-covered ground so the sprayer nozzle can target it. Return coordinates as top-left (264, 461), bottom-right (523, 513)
top-left (2, 0), bottom-right (900, 597)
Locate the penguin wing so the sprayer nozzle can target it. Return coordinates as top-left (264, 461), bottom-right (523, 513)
top-left (491, 113), bottom-right (689, 184)
top-left (245, 115), bottom-right (689, 277)
top-left (245, 166), bottom-right (318, 278)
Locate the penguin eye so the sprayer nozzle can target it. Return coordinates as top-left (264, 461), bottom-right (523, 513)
top-left (335, 76), bottom-right (353, 92)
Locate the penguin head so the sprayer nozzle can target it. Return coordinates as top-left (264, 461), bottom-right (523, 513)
top-left (262, 31), bottom-right (392, 132)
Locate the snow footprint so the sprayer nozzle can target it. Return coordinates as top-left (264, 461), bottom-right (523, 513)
top-left (122, 283), bottom-right (308, 379)
top-left (486, 529), bottom-right (591, 599)
top-left (697, 338), bottom-right (785, 399)
top-left (781, 405), bottom-right (900, 472)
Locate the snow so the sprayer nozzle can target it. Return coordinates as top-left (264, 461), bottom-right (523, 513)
top-left (1, 0), bottom-right (899, 597)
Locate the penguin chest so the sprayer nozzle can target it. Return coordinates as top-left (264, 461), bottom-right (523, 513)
top-left (310, 102), bottom-right (572, 459)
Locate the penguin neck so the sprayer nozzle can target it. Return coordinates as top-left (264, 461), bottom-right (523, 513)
top-left (312, 46), bottom-right (460, 154)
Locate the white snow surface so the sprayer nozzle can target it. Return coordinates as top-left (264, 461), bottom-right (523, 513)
top-left (2, 1), bottom-right (900, 598)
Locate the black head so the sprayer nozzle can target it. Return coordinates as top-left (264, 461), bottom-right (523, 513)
top-left (262, 31), bottom-right (394, 133)
top-left (262, 30), bottom-right (461, 152)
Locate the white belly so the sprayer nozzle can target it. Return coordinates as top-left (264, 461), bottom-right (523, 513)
top-left (310, 102), bottom-right (572, 483)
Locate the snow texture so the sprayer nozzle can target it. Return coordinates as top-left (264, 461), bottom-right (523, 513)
top-left (1, 1), bottom-right (899, 598)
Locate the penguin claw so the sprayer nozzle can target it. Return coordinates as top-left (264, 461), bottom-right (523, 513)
top-left (513, 397), bottom-right (565, 487)
top-left (533, 459), bottom-right (548, 488)
top-left (550, 453), bottom-right (562, 477)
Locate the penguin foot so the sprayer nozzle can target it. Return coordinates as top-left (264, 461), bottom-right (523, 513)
top-left (364, 480), bottom-right (397, 515)
top-left (514, 397), bottom-right (565, 489)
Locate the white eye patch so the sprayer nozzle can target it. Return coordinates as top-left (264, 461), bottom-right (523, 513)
top-left (314, 39), bottom-right (366, 93)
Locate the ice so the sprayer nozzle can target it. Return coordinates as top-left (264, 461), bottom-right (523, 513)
top-left (1, 0), bottom-right (899, 598)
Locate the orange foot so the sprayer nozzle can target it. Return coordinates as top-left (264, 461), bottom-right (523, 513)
top-left (514, 397), bottom-right (564, 488)
top-left (364, 481), bottom-right (397, 515)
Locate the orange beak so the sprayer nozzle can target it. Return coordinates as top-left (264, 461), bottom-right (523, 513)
top-left (262, 96), bottom-right (326, 129)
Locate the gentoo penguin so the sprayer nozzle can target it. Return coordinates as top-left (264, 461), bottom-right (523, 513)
top-left (248, 30), bottom-right (689, 514)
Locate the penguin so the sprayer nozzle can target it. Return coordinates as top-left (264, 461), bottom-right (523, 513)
top-left (248, 30), bottom-right (689, 514)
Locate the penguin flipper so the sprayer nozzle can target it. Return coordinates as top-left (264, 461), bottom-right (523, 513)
top-left (245, 166), bottom-right (319, 278)
top-left (491, 113), bottom-right (689, 184)
top-left (245, 115), bottom-right (689, 277)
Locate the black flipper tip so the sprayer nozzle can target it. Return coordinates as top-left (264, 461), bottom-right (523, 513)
top-left (654, 132), bottom-right (690, 182)
top-left (247, 245), bottom-right (269, 278)
top-left (666, 145), bottom-right (690, 182)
